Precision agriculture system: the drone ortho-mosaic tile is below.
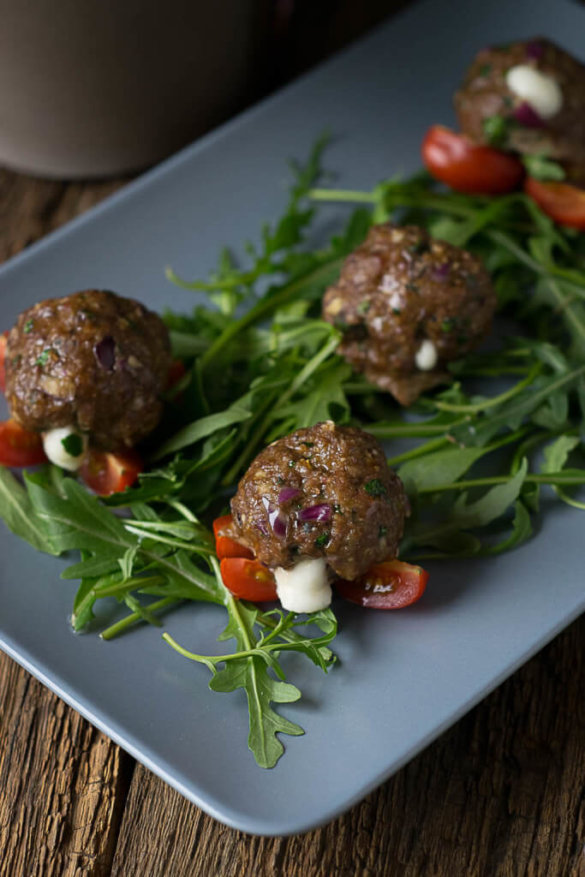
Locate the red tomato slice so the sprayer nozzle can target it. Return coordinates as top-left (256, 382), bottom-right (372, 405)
top-left (212, 513), bottom-right (254, 560)
top-left (79, 448), bottom-right (142, 496)
top-left (334, 559), bottom-right (429, 609)
top-left (0, 419), bottom-right (47, 467)
top-left (0, 332), bottom-right (7, 394)
top-left (213, 514), bottom-right (235, 539)
top-left (525, 177), bottom-right (585, 229)
top-left (220, 557), bottom-right (277, 602)
top-left (422, 125), bottom-right (524, 195)
top-left (166, 359), bottom-right (187, 390)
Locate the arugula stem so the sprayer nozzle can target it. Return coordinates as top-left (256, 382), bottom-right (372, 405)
top-left (95, 574), bottom-right (166, 599)
top-left (418, 471), bottom-right (585, 495)
top-left (100, 596), bottom-right (179, 640)
top-left (386, 437), bottom-right (450, 467)
top-left (221, 333), bottom-right (341, 486)
top-left (199, 258), bottom-right (343, 371)
top-left (432, 364), bottom-right (541, 414)
top-left (309, 188), bottom-right (376, 203)
top-left (364, 417), bottom-right (467, 438)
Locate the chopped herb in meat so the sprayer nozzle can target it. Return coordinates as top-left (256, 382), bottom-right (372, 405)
top-left (365, 478), bottom-right (387, 497)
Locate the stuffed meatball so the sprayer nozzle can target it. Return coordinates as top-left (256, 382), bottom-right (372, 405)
top-left (231, 421), bottom-right (408, 612)
top-left (322, 224), bottom-right (496, 406)
top-left (455, 38), bottom-right (585, 182)
top-left (5, 290), bottom-right (171, 457)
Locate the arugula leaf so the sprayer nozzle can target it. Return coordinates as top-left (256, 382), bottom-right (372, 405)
top-left (164, 584), bottom-right (338, 768)
top-left (521, 154), bottom-right (566, 181)
top-left (151, 404), bottom-right (253, 460)
top-left (0, 467), bottom-right (57, 554)
top-left (398, 444), bottom-right (492, 494)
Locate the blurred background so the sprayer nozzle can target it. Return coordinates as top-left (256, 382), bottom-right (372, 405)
top-left (0, 0), bottom-right (412, 179)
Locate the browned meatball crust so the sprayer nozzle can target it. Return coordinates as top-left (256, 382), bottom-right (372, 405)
top-left (322, 225), bottom-right (496, 406)
top-left (231, 421), bottom-right (408, 580)
top-left (455, 38), bottom-right (585, 182)
top-left (5, 290), bottom-right (171, 449)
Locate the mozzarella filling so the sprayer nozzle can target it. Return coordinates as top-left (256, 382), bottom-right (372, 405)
top-left (274, 558), bottom-right (332, 613)
top-left (414, 339), bottom-right (438, 371)
top-left (505, 65), bottom-right (563, 119)
top-left (42, 426), bottom-right (86, 471)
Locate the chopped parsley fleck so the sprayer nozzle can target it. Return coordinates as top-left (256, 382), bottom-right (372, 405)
top-left (35, 349), bottom-right (50, 367)
top-left (314, 532), bottom-right (330, 548)
top-left (482, 114), bottom-right (510, 147)
top-left (378, 525), bottom-right (388, 538)
top-left (23, 319), bottom-right (34, 333)
top-left (408, 239), bottom-right (428, 255)
top-left (333, 503), bottom-right (343, 514)
top-left (405, 283), bottom-right (420, 294)
top-left (357, 299), bottom-right (371, 315)
top-left (365, 478), bottom-right (387, 497)
top-left (61, 433), bottom-right (84, 458)
top-left (11, 354), bottom-right (22, 367)
top-left (288, 460), bottom-right (296, 468)
top-left (392, 307), bottom-right (402, 315)
top-left (441, 318), bottom-right (456, 333)
top-left (302, 441), bottom-right (315, 447)
top-left (478, 63), bottom-right (492, 77)
top-left (277, 476), bottom-right (285, 485)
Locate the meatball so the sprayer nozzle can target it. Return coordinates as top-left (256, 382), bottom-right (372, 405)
top-left (455, 38), bottom-right (585, 182)
top-left (322, 224), bottom-right (496, 406)
top-left (231, 421), bottom-right (408, 581)
top-left (5, 290), bottom-right (171, 449)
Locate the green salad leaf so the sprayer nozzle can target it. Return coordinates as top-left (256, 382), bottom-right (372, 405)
top-left (1, 136), bottom-right (585, 767)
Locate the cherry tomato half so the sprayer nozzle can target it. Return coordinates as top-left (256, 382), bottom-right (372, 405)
top-left (0, 419), bottom-right (47, 467)
top-left (422, 125), bottom-right (524, 195)
top-left (166, 359), bottom-right (187, 390)
top-left (334, 559), bottom-right (429, 610)
top-left (220, 557), bottom-right (277, 602)
top-left (525, 177), bottom-right (585, 229)
top-left (0, 332), bottom-right (7, 394)
top-left (79, 448), bottom-right (142, 496)
top-left (212, 513), bottom-right (254, 560)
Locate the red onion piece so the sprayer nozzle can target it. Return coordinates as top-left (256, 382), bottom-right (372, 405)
top-left (299, 503), bottom-right (332, 523)
top-left (262, 496), bottom-right (288, 538)
top-left (94, 335), bottom-right (116, 370)
top-left (278, 487), bottom-right (301, 504)
top-left (525, 40), bottom-right (544, 60)
top-left (431, 263), bottom-right (450, 282)
top-left (513, 102), bottom-right (545, 128)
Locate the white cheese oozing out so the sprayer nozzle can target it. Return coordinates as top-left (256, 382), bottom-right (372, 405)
top-left (42, 426), bottom-right (87, 471)
top-left (414, 339), bottom-right (438, 371)
top-left (274, 558), bottom-right (332, 614)
top-left (505, 65), bottom-right (563, 119)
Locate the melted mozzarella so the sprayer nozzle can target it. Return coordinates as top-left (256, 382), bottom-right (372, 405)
top-left (42, 426), bottom-right (86, 471)
top-left (414, 339), bottom-right (438, 371)
top-left (505, 65), bottom-right (562, 119)
top-left (274, 558), bottom-right (332, 613)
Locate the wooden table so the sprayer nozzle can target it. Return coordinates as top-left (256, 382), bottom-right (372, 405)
top-left (1, 159), bottom-right (585, 877)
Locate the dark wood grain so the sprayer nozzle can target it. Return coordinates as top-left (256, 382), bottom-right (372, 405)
top-left (0, 653), bottom-right (133, 877)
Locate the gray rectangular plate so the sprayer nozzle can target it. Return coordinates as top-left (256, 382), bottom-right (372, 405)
top-left (0, 0), bottom-right (583, 836)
